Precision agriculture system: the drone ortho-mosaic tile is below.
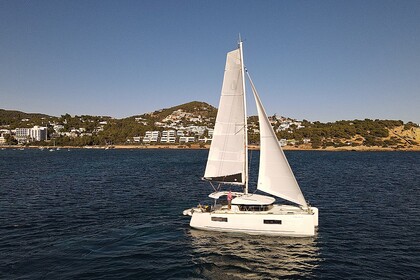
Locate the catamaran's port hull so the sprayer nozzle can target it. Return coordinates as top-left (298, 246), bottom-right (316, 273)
top-left (188, 206), bottom-right (318, 237)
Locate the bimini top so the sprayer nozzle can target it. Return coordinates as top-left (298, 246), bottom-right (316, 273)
top-left (208, 192), bottom-right (275, 206)
top-left (232, 194), bottom-right (275, 206)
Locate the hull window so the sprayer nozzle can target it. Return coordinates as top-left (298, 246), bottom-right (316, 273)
top-left (239, 205), bottom-right (270, 211)
top-left (264, 219), bottom-right (282, 224)
top-left (211, 217), bottom-right (228, 222)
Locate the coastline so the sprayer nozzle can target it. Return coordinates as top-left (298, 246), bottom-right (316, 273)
top-left (2, 144), bottom-right (419, 152)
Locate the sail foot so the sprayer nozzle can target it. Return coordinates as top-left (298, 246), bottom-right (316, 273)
top-left (203, 172), bottom-right (243, 184)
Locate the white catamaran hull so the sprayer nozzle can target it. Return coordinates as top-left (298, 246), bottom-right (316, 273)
top-left (187, 206), bottom-right (318, 237)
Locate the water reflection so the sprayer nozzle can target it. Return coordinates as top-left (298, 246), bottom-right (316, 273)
top-left (188, 229), bottom-right (321, 279)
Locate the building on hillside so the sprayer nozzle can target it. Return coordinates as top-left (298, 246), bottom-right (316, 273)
top-left (189, 117), bottom-right (202, 123)
top-left (53, 124), bottom-right (65, 133)
top-left (277, 123), bottom-right (290, 131)
top-left (143, 131), bottom-right (160, 143)
top-left (160, 136), bottom-right (176, 143)
top-left (15, 128), bottom-right (31, 143)
top-left (15, 126), bottom-right (47, 143)
top-left (279, 139), bottom-right (287, 147)
top-left (30, 126), bottom-right (48, 141)
top-left (187, 125), bottom-right (207, 136)
top-left (198, 137), bottom-right (212, 143)
top-left (161, 130), bottom-right (176, 143)
top-left (0, 130), bottom-right (9, 145)
top-left (179, 136), bottom-right (195, 143)
top-left (162, 130), bottom-right (176, 137)
top-left (177, 130), bottom-right (185, 137)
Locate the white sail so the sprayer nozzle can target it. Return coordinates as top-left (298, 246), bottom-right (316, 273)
top-left (247, 73), bottom-right (308, 207)
top-left (203, 48), bottom-right (246, 184)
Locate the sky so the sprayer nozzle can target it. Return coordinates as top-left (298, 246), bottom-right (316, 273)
top-left (0, 0), bottom-right (419, 123)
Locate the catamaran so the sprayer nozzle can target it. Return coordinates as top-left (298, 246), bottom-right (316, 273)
top-left (183, 40), bottom-right (318, 237)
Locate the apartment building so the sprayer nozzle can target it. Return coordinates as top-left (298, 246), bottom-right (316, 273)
top-left (15, 126), bottom-right (47, 143)
top-left (143, 131), bottom-right (160, 143)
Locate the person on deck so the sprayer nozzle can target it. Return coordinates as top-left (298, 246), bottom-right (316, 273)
top-left (227, 190), bottom-right (233, 210)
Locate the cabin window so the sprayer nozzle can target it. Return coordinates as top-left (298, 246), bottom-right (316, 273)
top-left (211, 217), bottom-right (228, 222)
top-left (239, 205), bottom-right (270, 212)
top-left (264, 220), bottom-right (282, 224)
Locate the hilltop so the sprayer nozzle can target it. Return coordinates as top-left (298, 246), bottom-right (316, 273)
top-left (144, 101), bottom-right (217, 120)
top-left (0, 109), bottom-right (51, 127)
top-left (0, 102), bottom-right (419, 150)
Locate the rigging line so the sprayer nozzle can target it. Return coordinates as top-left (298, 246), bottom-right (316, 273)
top-left (248, 148), bottom-right (253, 187)
top-left (209, 181), bottom-right (217, 192)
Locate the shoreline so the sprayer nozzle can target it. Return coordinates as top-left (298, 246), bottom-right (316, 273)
top-left (2, 144), bottom-right (420, 152)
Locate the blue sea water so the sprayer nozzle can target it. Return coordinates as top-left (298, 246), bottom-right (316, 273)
top-left (0, 149), bottom-right (419, 279)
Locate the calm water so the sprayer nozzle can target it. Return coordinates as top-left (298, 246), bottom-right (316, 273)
top-left (0, 149), bottom-right (419, 279)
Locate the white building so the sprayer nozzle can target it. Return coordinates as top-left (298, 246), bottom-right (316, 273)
top-left (162, 130), bottom-right (176, 137)
top-left (53, 124), bottom-right (65, 133)
top-left (179, 136), bottom-right (195, 143)
top-left (161, 136), bottom-right (176, 143)
top-left (277, 123), bottom-right (290, 131)
top-left (145, 131), bottom-right (160, 138)
top-left (144, 131), bottom-right (160, 143)
top-left (0, 131), bottom-right (7, 144)
top-left (177, 130), bottom-right (185, 137)
top-left (15, 126), bottom-right (47, 142)
top-left (198, 137), bottom-right (212, 143)
top-left (187, 125), bottom-right (207, 136)
top-left (15, 128), bottom-right (30, 140)
top-left (279, 139), bottom-right (287, 147)
top-left (30, 126), bottom-right (48, 141)
top-left (161, 130), bottom-right (176, 143)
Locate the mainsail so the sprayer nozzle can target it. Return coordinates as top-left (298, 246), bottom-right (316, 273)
top-left (247, 72), bottom-right (308, 207)
top-left (203, 48), bottom-right (246, 184)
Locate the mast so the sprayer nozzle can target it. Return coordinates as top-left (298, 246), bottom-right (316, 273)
top-left (238, 39), bottom-right (248, 194)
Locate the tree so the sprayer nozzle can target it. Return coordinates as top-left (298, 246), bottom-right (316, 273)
top-left (311, 136), bottom-right (322, 149)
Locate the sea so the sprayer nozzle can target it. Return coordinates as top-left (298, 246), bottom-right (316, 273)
top-left (0, 149), bottom-right (419, 279)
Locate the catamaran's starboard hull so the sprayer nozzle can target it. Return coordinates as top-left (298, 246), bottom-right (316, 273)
top-left (189, 207), bottom-right (318, 237)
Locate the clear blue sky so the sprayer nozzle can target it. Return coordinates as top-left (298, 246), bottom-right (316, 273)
top-left (1, 0), bottom-right (419, 123)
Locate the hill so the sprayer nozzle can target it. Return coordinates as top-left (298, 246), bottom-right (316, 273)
top-left (0, 104), bottom-right (419, 150)
top-left (0, 109), bottom-right (52, 128)
top-left (144, 101), bottom-right (217, 120)
top-left (273, 119), bottom-right (419, 150)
